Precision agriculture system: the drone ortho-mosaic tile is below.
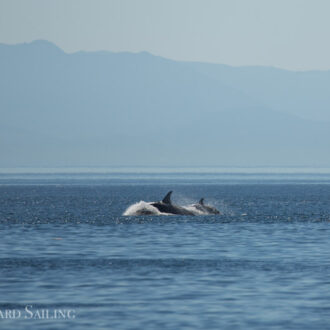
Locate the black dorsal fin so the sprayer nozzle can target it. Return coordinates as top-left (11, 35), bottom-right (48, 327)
top-left (162, 191), bottom-right (172, 204)
top-left (199, 198), bottom-right (204, 205)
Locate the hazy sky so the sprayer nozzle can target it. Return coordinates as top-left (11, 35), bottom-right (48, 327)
top-left (1, 0), bottom-right (330, 70)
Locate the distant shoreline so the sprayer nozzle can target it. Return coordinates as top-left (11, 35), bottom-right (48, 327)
top-left (1, 166), bottom-right (330, 174)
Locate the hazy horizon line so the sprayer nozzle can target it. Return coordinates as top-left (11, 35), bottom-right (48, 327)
top-left (3, 39), bottom-right (330, 74)
top-left (2, 166), bottom-right (330, 173)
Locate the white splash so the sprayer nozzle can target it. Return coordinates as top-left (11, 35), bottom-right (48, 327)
top-left (123, 201), bottom-right (170, 216)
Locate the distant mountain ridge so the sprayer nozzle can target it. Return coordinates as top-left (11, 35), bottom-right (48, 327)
top-left (1, 40), bottom-right (330, 167)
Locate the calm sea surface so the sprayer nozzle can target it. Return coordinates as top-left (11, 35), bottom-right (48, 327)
top-left (1, 168), bottom-right (330, 329)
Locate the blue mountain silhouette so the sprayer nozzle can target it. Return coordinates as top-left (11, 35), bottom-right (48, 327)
top-left (1, 40), bottom-right (329, 166)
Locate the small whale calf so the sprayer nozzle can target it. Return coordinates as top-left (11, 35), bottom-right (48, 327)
top-left (190, 198), bottom-right (220, 215)
top-left (124, 191), bottom-right (220, 216)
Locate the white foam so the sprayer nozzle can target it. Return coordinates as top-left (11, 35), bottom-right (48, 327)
top-left (123, 201), bottom-right (170, 216)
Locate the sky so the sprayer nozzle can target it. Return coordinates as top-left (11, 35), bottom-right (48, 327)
top-left (1, 0), bottom-right (330, 70)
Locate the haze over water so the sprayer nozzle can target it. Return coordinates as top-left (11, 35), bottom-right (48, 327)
top-left (2, 1), bottom-right (330, 329)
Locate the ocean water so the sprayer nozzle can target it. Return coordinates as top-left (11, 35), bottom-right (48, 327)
top-left (1, 168), bottom-right (330, 329)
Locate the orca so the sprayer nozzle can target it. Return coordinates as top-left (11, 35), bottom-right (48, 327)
top-left (123, 191), bottom-right (220, 216)
top-left (150, 191), bottom-right (195, 216)
top-left (191, 198), bottom-right (220, 214)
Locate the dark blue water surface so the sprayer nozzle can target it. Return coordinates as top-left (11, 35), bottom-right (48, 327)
top-left (1, 170), bottom-right (330, 329)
